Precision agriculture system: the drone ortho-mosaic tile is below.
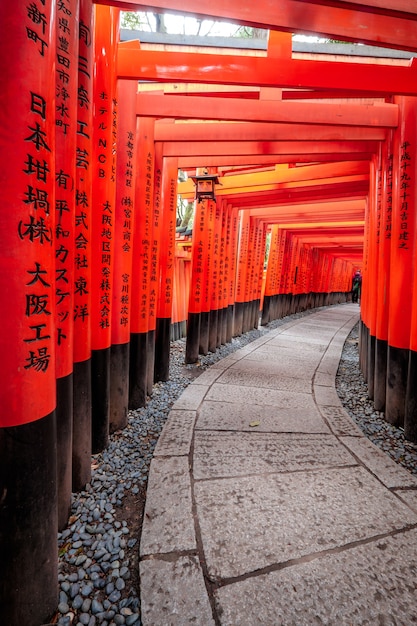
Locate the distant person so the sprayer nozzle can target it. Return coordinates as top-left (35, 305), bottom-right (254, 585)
top-left (352, 271), bottom-right (362, 303)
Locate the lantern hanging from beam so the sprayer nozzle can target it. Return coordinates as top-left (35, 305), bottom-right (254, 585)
top-left (191, 167), bottom-right (220, 202)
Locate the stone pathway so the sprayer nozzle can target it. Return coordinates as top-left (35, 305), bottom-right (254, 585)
top-left (139, 305), bottom-right (417, 625)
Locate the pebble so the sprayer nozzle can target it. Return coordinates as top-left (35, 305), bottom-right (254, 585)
top-left (54, 306), bottom-right (417, 626)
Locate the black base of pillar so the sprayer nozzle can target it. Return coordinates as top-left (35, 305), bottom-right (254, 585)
top-left (129, 332), bottom-right (148, 408)
top-left (147, 330), bottom-right (155, 397)
top-left (220, 307), bottom-right (228, 345)
top-left (208, 309), bottom-right (218, 353)
top-left (405, 349), bottom-right (417, 442)
top-left (110, 342), bottom-right (129, 434)
top-left (226, 304), bottom-right (234, 342)
top-left (56, 373), bottom-right (73, 531)
top-left (0, 412), bottom-right (58, 625)
top-left (91, 347), bottom-right (110, 454)
top-left (367, 334), bottom-right (376, 400)
top-left (217, 307), bottom-right (224, 346)
top-left (261, 295), bottom-right (271, 326)
top-left (186, 312), bottom-right (200, 364)
top-left (154, 318), bottom-right (171, 382)
top-left (234, 302), bottom-right (244, 337)
top-left (199, 311), bottom-right (209, 355)
top-left (386, 344), bottom-right (408, 427)
top-left (374, 338), bottom-right (387, 412)
top-left (73, 359), bottom-right (92, 492)
top-left (359, 322), bottom-right (369, 381)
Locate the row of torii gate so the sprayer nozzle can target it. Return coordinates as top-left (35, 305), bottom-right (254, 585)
top-left (2, 0), bottom-right (417, 623)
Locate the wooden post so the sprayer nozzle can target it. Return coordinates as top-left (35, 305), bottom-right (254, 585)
top-left (73, 0), bottom-right (94, 491)
top-left (154, 157), bottom-right (178, 375)
top-left (90, 4), bottom-right (118, 453)
top-left (54, 0), bottom-right (78, 529)
top-left (0, 1), bottom-right (58, 622)
top-left (110, 79), bottom-right (137, 432)
top-left (374, 134), bottom-right (393, 412)
top-left (386, 97), bottom-right (417, 426)
top-left (129, 117), bottom-right (154, 407)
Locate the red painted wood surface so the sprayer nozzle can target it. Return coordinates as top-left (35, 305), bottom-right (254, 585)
top-left (0, 0), bottom-right (56, 426)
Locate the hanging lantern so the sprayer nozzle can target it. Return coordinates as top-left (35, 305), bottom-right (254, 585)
top-left (191, 167), bottom-right (220, 202)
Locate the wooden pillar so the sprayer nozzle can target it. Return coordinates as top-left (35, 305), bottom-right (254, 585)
top-left (110, 79), bottom-right (137, 432)
top-left (154, 157), bottom-right (178, 375)
top-left (186, 197), bottom-right (207, 362)
top-left (225, 205), bottom-right (238, 341)
top-left (374, 133), bottom-right (393, 412)
top-left (367, 151), bottom-right (382, 400)
top-left (73, 0), bottom-right (94, 491)
top-left (54, 0), bottom-right (78, 529)
top-left (200, 199), bottom-right (214, 355)
top-left (0, 2), bottom-right (58, 623)
top-left (209, 200), bottom-right (222, 351)
top-left (386, 97), bottom-right (417, 427)
top-left (90, 4), bottom-right (118, 453)
top-left (129, 117), bottom-right (154, 407)
top-left (234, 211), bottom-right (250, 336)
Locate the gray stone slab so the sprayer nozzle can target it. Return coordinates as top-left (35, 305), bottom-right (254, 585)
top-left (316, 356), bottom-right (341, 377)
top-left (267, 337), bottom-right (327, 352)
top-left (214, 528), bottom-right (417, 626)
top-left (193, 431), bottom-right (356, 479)
top-left (314, 384), bottom-right (344, 407)
top-left (242, 346), bottom-right (321, 368)
top-left (191, 367), bottom-right (223, 386)
top-left (341, 436), bottom-right (417, 489)
top-left (216, 368), bottom-right (311, 393)
top-left (140, 556), bottom-right (215, 626)
top-left (225, 357), bottom-right (313, 380)
top-left (172, 383), bottom-right (209, 410)
top-left (194, 466), bottom-right (417, 579)
top-left (206, 383), bottom-right (316, 410)
top-left (393, 488), bottom-right (417, 512)
top-left (314, 371), bottom-right (335, 387)
top-left (319, 405), bottom-right (363, 436)
top-left (140, 457), bottom-right (196, 556)
top-left (195, 400), bottom-right (330, 433)
top-left (154, 410), bottom-right (196, 457)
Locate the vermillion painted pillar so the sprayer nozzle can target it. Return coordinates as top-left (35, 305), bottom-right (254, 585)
top-left (234, 211), bottom-right (250, 336)
top-left (367, 151), bottom-right (382, 400)
top-left (199, 199), bottom-right (213, 355)
top-left (276, 228), bottom-right (288, 319)
top-left (73, 0), bottom-right (94, 491)
top-left (262, 225), bottom-right (278, 325)
top-left (374, 134), bottom-right (393, 411)
top-left (55, 0), bottom-right (78, 530)
top-left (91, 5), bottom-right (118, 452)
top-left (0, 2), bottom-right (58, 623)
top-left (219, 200), bottom-right (228, 345)
top-left (225, 205), bottom-right (238, 342)
top-left (153, 145), bottom-right (169, 381)
top-left (186, 197), bottom-right (207, 362)
top-left (360, 198), bottom-right (371, 380)
top-left (147, 136), bottom-right (160, 393)
top-left (209, 200), bottom-right (222, 352)
top-left (129, 117), bottom-right (154, 406)
top-left (110, 80), bottom-right (137, 432)
top-left (386, 96), bottom-right (417, 426)
top-left (403, 106), bottom-right (417, 439)
top-left (253, 222), bottom-right (266, 328)
top-left (154, 157), bottom-right (178, 374)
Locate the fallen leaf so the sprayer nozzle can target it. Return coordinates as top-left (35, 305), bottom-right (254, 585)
top-left (249, 421), bottom-right (260, 427)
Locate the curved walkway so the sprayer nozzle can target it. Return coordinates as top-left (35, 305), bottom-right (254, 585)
top-left (139, 304), bottom-right (417, 625)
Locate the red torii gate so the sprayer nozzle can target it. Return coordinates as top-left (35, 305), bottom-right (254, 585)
top-left (2, 1), bottom-right (417, 623)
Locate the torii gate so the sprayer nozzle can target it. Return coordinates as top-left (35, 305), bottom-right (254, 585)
top-left (2, 1), bottom-right (417, 624)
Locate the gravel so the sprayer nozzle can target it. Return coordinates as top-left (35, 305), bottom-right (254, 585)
top-left (53, 305), bottom-right (417, 625)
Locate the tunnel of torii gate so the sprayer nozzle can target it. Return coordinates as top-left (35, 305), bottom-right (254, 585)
top-left (2, 0), bottom-right (417, 623)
